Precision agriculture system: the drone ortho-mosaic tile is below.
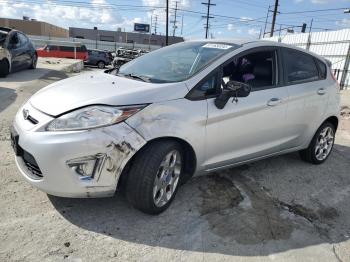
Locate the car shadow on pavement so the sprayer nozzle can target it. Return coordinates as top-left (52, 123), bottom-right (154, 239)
top-left (48, 140), bottom-right (350, 256)
top-left (0, 87), bottom-right (17, 113)
top-left (0, 69), bottom-right (50, 83)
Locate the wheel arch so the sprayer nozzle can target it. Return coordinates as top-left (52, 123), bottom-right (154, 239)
top-left (118, 136), bottom-right (197, 190)
top-left (0, 57), bottom-right (10, 73)
top-left (324, 115), bottom-right (338, 131)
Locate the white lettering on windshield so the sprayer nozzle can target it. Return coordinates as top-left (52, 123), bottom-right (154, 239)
top-left (202, 43), bottom-right (232, 49)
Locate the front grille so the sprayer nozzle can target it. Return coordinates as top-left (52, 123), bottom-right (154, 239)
top-left (22, 149), bottom-right (43, 178)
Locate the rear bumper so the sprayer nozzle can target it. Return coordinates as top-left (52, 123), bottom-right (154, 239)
top-left (13, 102), bottom-right (146, 198)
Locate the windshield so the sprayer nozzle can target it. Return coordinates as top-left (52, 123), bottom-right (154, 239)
top-left (118, 41), bottom-right (239, 83)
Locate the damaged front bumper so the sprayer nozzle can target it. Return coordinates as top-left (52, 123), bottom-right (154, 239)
top-left (13, 102), bottom-right (146, 198)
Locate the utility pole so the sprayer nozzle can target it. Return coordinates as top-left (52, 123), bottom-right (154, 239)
top-left (263, 5), bottom-right (271, 38)
top-left (171, 1), bottom-right (179, 37)
top-left (270, 0), bottom-right (279, 37)
top-left (153, 15), bottom-right (158, 35)
top-left (181, 15), bottom-right (184, 35)
top-left (166, 0), bottom-right (169, 45)
top-left (202, 0), bottom-right (216, 39)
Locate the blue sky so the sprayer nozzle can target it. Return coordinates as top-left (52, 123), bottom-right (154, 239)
top-left (1, 0), bottom-right (350, 39)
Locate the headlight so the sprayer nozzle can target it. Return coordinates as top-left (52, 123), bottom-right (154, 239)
top-left (46, 105), bottom-right (146, 131)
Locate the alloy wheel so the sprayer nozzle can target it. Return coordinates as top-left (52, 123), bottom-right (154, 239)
top-left (153, 150), bottom-right (182, 207)
top-left (315, 126), bottom-right (334, 161)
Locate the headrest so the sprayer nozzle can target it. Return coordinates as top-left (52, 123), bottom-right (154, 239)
top-left (253, 60), bottom-right (272, 78)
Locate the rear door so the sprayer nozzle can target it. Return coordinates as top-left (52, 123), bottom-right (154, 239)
top-left (281, 47), bottom-right (329, 147)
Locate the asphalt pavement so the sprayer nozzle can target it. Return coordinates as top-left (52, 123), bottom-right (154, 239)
top-left (0, 67), bottom-right (350, 261)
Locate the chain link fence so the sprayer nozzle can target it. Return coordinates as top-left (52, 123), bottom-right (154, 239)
top-left (28, 35), bottom-right (161, 52)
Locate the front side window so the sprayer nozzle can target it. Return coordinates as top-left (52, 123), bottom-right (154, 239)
top-left (221, 50), bottom-right (276, 90)
top-left (118, 41), bottom-right (239, 83)
top-left (187, 73), bottom-right (218, 99)
top-left (283, 48), bottom-right (319, 83)
top-left (9, 33), bottom-right (20, 49)
top-left (45, 45), bottom-right (58, 51)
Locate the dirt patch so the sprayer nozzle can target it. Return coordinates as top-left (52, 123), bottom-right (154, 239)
top-left (197, 170), bottom-right (341, 245)
top-left (198, 175), bottom-right (243, 215)
top-left (198, 172), bottom-right (294, 244)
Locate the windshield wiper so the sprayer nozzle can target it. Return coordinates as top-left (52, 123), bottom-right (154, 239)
top-left (117, 73), bottom-right (150, 82)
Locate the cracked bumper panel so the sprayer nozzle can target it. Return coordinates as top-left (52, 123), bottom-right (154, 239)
top-left (13, 104), bottom-right (146, 198)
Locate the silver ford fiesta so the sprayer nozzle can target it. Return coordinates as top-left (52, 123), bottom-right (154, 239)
top-left (12, 40), bottom-right (340, 214)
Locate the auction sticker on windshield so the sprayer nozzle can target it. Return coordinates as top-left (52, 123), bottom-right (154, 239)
top-left (202, 43), bottom-right (232, 49)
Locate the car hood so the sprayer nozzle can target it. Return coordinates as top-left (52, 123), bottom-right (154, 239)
top-left (30, 72), bottom-right (189, 116)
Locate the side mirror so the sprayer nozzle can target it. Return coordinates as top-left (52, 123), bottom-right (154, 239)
top-left (226, 80), bottom-right (251, 97)
top-left (214, 80), bottom-right (251, 109)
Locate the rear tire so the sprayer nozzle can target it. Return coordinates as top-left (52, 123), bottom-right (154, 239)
top-left (125, 140), bottom-right (183, 215)
top-left (97, 61), bottom-right (105, 69)
top-left (0, 59), bottom-right (9, 77)
top-left (30, 54), bottom-right (37, 69)
top-left (299, 122), bottom-right (335, 164)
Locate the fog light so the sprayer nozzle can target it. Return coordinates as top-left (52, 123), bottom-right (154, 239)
top-left (67, 154), bottom-right (106, 180)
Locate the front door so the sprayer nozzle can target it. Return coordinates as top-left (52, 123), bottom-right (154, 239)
top-left (204, 47), bottom-right (290, 171)
top-left (8, 33), bottom-right (26, 72)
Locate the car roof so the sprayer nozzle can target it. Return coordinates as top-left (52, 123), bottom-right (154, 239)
top-left (185, 38), bottom-right (327, 63)
top-left (0, 27), bottom-right (12, 33)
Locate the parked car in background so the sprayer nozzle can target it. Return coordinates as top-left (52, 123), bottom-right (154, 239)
top-left (0, 27), bottom-right (37, 77)
top-left (36, 44), bottom-right (88, 61)
top-left (12, 40), bottom-right (340, 215)
top-left (112, 48), bottom-right (149, 68)
top-left (85, 49), bottom-right (112, 69)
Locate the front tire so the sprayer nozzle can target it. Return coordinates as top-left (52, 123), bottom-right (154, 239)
top-left (125, 141), bottom-right (183, 215)
top-left (97, 61), bottom-right (105, 69)
top-left (299, 122), bottom-right (335, 164)
top-left (0, 59), bottom-right (9, 77)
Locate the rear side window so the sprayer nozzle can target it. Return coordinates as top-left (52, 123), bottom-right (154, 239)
top-left (60, 46), bottom-right (74, 52)
top-left (316, 59), bottom-right (327, 79)
top-left (283, 48), bottom-right (319, 83)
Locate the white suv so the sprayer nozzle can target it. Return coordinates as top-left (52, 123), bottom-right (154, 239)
top-left (12, 40), bottom-right (340, 214)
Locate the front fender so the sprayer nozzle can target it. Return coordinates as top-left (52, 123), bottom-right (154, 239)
top-left (126, 99), bottom-right (208, 172)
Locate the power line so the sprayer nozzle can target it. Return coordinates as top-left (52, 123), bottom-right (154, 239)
top-left (281, 7), bottom-right (350, 15)
top-left (3, 0), bottom-right (339, 35)
top-left (202, 0), bottom-right (216, 39)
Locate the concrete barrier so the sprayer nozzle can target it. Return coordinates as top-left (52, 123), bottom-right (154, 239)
top-left (37, 57), bottom-right (84, 73)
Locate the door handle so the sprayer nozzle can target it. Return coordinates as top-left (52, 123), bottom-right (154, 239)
top-left (267, 98), bottom-right (282, 106)
top-left (317, 88), bottom-right (326, 95)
